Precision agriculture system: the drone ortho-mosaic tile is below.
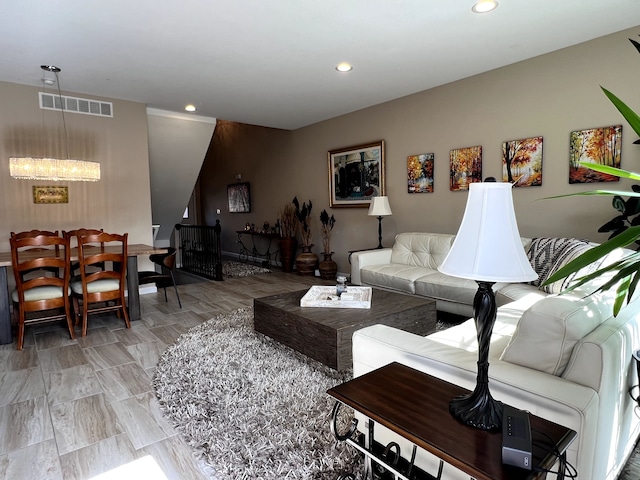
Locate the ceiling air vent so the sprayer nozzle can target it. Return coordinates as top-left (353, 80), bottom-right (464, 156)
top-left (39, 92), bottom-right (113, 118)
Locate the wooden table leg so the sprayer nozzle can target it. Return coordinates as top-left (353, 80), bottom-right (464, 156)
top-left (127, 256), bottom-right (141, 321)
top-left (0, 267), bottom-right (12, 344)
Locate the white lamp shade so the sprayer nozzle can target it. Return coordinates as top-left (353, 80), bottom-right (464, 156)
top-left (438, 182), bottom-right (537, 283)
top-left (368, 196), bottom-right (392, 216)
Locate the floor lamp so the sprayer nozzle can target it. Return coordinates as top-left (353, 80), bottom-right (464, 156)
top-left (438, 182), bottom-right (537, 430)
top-left (368, 196), bottom-right (392, 249)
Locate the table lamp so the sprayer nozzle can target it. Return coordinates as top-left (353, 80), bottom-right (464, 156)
top-left (438, 182), bottom-right (537, 430)
top-left (368, 196), bottom-right (392, 249)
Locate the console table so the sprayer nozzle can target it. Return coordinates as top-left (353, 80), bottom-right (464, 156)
top-left (327, 362), bottom-right (576, 480)
top-left (235, 230), bottom-right (279, 267)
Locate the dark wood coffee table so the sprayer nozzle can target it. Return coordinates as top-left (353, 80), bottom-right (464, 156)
top-left (328, 362), bottom-right (577, 480)
top-left (253, 288), bottom-right (436, 370)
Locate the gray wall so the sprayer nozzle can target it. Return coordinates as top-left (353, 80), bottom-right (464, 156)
top-left (205, 27), bottom-right (640, 275)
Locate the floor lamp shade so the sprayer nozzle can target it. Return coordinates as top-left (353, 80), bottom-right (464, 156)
top-left (368, 196), bottom-right (392, 249)
top-left (438, 182), bottom-right (536, 430)
top-left (367, 196), bottom-right (392, 217)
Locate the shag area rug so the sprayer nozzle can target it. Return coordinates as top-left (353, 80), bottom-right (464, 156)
top-left (152, 307), bottom-right (362, 479)
top-left (222, 260), bottom-right (271, 278)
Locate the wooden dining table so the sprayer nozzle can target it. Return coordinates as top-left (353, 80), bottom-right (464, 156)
top-left (0, 244), bottom-right (167, 345)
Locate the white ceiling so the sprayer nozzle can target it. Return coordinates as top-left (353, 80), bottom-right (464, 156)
top-left (1, 1), bottom-right (639, 130)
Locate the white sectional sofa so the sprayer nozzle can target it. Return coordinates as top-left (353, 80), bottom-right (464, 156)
top-left (350, 232), bottom-right (640, 480)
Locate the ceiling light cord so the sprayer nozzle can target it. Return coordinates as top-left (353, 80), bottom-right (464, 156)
top-left (53, 70), bottom-right (71, 160)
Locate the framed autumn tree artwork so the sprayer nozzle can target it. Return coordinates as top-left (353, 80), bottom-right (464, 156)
top-left (449, 146), bottom-right (482, 191)
top-left (407, 153), bottom-right (434, 193)
top-left (502, 136), bottom-right (543, 187)
top-left (569, 125), bottom-right (622, 183)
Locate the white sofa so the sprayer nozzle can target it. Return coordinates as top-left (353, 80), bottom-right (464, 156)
top-left (350, 232), bottom-right (640, 480)
top-left (351, 232), bottom-right (545, 317)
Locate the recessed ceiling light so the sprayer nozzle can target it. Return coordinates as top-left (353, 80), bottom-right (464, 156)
top-left (472, 1), bottom-right (499, 13)
top-left (185, 104), bottom-right (197, 112)
top-left (335, 63), bottom-right (353, 72)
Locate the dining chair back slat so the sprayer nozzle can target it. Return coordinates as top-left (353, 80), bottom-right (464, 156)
top-left (11, 230), bottom-right (59, 239)
top-left (10, 234), bottom-right (75, 350)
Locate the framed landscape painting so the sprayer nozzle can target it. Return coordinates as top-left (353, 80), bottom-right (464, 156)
top-left (407, 153), bottom-right (434, 193)
top-left (569, 125), bottom-right (622, 183)
top-left (328, 140), bottom-right (385, 207)
top-left (449, 146), bottom-right (482, 191)
top-left (502, 136), bottom-right (543, 187)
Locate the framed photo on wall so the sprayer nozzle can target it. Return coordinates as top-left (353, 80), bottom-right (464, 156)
top-left (328, 140), bottom-right (385, 207)
top-left (227, 182), bottom-right (251, 213)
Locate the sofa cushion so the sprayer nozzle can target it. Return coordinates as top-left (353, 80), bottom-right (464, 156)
top-left (415, 272), bottom-right (507, 307)
top-left (361, 264), bottom-right (436, 294)
top-left (500, 293), bottom-right (612, 376)
top-left (494, 283), bottom-right (546, 307)
top-left (390, 233), bottom-right (453, 269)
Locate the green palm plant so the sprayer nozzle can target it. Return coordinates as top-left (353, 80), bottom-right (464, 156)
top-left (544, 37), bottom-right (640, 316)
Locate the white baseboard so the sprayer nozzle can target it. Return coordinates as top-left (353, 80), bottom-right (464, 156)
top-left (138, 285), bottom-right (157, 296)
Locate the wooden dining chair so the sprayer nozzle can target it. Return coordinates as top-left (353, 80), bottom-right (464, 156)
top-left (62, 228), bottom-right (104, 276)
top-left (70, 232), bottom-right (130, 336)
top-left (10, 234), bottom-right (74, 350)
top-left (138, 247), bottom-right (182, 308)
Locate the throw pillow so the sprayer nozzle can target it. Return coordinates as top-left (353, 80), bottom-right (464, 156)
top-left (526, 237), bottom-right (589, 288)
top-left (500, 293), bottom-right (611, 376)
top-left (541, 242), bottom-right (601, 294)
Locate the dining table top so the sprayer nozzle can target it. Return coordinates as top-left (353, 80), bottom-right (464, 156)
top-left (0, 244), bottom-right (166, 268)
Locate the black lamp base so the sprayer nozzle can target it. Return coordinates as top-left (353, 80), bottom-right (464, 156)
top-left (450, 280), bottom-right (503, 431)
top-left (449, 381), bottom-right (503, 431)
top-left (376, 216), bottom-right (384, 249)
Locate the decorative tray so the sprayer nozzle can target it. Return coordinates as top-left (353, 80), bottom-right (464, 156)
top-left (300, 285), bottom-right (372, 309)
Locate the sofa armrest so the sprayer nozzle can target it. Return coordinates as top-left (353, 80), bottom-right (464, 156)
top-left (350, 248), bottom-right (392, 285)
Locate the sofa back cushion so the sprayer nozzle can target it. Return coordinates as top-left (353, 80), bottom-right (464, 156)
top-left (500, 292), bottom-right (612, 376)
top-left (390, 233), bottom-right (453, 269)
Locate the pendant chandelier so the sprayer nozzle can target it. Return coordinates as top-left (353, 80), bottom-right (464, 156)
top-left (9, 65), bottom-right (101, 182)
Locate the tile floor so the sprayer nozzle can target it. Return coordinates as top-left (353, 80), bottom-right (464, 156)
top-left (2, 268), bottom-right (639, 479)
top-left (0, 271), bottom-right (324, 480)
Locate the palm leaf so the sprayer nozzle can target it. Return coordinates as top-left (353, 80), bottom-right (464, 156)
top-left (544, 190), bottom-right (640, 199)
top-left (577, 161), bottom-right (640, 180)
top-left (613, 276), bottom-right (632, 316)
top-left (601, 87), bottom-right (640, 138)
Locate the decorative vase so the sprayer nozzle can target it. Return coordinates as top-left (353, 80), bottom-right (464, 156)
top-left (296, 244), bottom-right (319, 276)
top-left (318, 252), bottom-right (338, 280)
top-left (278, 236), bottom-right (298, 273)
